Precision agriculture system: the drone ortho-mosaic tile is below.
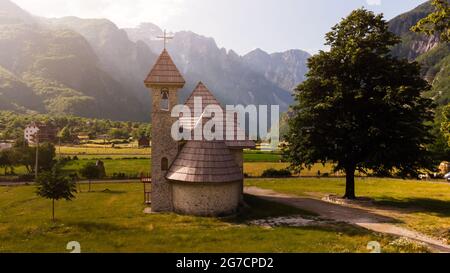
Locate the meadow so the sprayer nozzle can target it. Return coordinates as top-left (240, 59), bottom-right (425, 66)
top-left (2, 144), bottom-right (447, 253)
top-left (58, 145), bottom-right (151, 156)
top-left (0, 145), bottom-right (354, 179)
top-left (0, 181), bottom-right (425, 253)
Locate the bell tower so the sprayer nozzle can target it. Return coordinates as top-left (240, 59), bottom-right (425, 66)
top-left (144, 49), bottom-right (185, 212)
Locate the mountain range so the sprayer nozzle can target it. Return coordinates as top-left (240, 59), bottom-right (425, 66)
top-left (0, 0), bottom-right (448, 122)
top-left (389, 1), bottom-right (449, 107)
top-left (0, 0), bottom-right (310, 121)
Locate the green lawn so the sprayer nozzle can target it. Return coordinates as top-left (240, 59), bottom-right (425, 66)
top-left (63, 160), bottom-right (336, 179)
top-left (59, 148), bottom-right (281, 162)
top-left (1, 160), bottom-right (353, 179)
top-left (59, 145), bottom-right (151, 155)
top-left (243, 151), bottom-right (282, 162)
top-left (1, 147), bottom-right (340, 179)
top-left (246, 178), bottom-right (450, 242)
top-left (243, 162), bottom-right (338, 177)
top-left (0, 182), bottom-right (422, 253)
top-left (59, 147), bottom-right (282, 162)
top-left (62, 158), bottom-right (151, 178)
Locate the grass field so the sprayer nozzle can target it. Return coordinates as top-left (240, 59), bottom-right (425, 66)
top-left (0, 144), bottom-right (340, 179)
top-left (58, 146), bottom-right (151, 156)
top-left (0, 182), bottom-right (423, 253)
top-left (244, 163), bottom-right (340, 177)
top-left (63, 160), bottom-right (336, 179)
top-left (62, 159), bottom-right (151, 178)
top-left (243, 151), bottom-right (282, 162)
top-left (246, 178), bottom-right (450, 242)
top-left (1, 159), bottom-right (340, 179)
top-left (59, 147), bottom-right (282, 162)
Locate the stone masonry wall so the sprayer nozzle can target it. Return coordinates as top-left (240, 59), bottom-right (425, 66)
top-left (172, 181), bottom-right (241, 216)
top-left (150, 85), bottom-right (180, 212)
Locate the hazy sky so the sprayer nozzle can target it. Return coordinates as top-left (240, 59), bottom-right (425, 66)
top-left (13, 0), bottom-right (427, 55)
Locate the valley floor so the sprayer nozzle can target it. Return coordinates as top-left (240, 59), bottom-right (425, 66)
top-left (1, 178), bottom-right (448, 253)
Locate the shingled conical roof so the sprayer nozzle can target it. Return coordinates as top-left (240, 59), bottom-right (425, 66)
top-left (185, 82), bottom-right (221, 110)
top-left (179, 82), bottom-right (255, 149)
top-left (144, 49), bottom-right (185, 86)
top-left (166, 141), bottom-right (243, 183)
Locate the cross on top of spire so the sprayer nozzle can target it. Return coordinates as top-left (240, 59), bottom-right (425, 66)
top-left (157, 29), bottom-right (174, 50)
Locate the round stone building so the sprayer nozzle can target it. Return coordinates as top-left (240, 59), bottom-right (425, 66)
top-left (166, 141), bottom-right (244, 216)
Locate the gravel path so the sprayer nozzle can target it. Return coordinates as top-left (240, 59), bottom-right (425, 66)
top-left (245, 186), bottom-right (450, 253)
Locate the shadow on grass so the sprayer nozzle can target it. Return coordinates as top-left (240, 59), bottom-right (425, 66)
top-left (100, 189), bottom-right (127, 194)
top-left (375, 198), bottom-right (450, 217)
top-left (77, 189), bottom-right (127, 194)
top-left (68, 221), bottom-right (126, 232)
top-left (294, 222), bottom-right (375, 237)
top-left (251, 193), bottom-right (401, 225)
top-left (228, 194), bottom-right (316, 223)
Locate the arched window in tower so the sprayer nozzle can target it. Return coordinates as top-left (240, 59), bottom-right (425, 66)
top-left (161, 89), bottom-right (169, 111)
top-left (161, 157), bottom-right (169, 171)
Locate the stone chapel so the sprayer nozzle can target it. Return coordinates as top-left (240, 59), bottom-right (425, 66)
top-left (144, 49), bottom-right (255, 216)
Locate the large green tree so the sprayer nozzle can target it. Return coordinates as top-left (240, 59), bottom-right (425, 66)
top-left (285, 9), bottom-right (435, 199)
top-left (412, 0), bottom-right (450, 42)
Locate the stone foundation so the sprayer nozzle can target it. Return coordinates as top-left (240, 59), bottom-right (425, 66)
top-left (171, 181), bottom-right (241, 216)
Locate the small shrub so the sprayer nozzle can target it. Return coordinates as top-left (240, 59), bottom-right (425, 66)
top-left (112, 172), bottom-right (126, 179)
top-left (18, 174), bottom-right (35, 182)
top-left (261, 168), bottom-right (292, 178)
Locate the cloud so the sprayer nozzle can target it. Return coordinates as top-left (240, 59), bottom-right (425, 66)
top-left (366, 0), bottom-right (381, 6)
top-left (13, 0), bottom-right (187, 27)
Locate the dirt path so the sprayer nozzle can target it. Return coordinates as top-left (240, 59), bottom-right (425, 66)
top-left (245, 186), bottom-right (450, 253)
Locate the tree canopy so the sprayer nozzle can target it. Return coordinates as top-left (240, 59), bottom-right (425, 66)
top-left (36, 169), bottom-right (77, 221)
top-left (412, 0), bottom-right (450, 42)
top-left (442, 104), bottom-right (450, 146)
top-left (285, 9), bottom-right (435, 199)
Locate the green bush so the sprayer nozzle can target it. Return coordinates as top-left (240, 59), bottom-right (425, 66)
top-left (261, 168), bottom-right (292, 178)
top-left (18, 174), bottom-right (35, 181)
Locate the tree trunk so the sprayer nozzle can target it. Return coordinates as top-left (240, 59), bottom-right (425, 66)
top-left (344, 166), bottom-right (356, 199)
top-left (52, 199), bottom-right (55, 222)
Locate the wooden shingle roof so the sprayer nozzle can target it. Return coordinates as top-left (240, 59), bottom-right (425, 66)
top-left (144, 49), bottom-right (185, 86)
top-left (184, 82), bottom-right (222, 110)
top-left (181, 82), bottom-right (256, 149)
top-left (166, 141), bottom-right (243, 183)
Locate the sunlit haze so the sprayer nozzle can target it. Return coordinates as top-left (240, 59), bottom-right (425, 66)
top-left (12, 0), bottom-right (428, 55)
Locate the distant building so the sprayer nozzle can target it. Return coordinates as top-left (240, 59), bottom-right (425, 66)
top-left (24, 122), bottom-right (57, 144)
top-left (138, 136), bottom-right (150, 148)
top-left (77, 134), bottom-right (90, 141)
top-left (96, 160), bottom-right (106, 178)
top-left (0, 143), bottom-right (12, 151)
top-left (439, 162), bottom-right (450, 175)
top-left (97, 134), bottom-right (110, 141)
